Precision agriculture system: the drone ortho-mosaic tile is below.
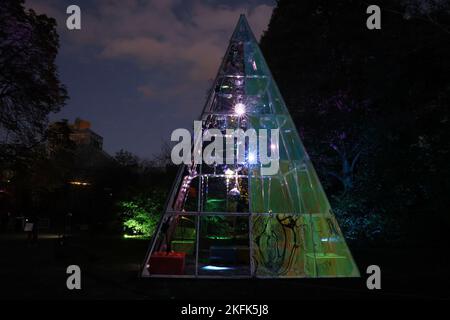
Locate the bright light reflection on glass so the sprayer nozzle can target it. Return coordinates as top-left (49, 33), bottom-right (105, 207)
top-left (234, 103), bottom-right (246, 116)
top-left (202, 265), bottom-right (234, 271)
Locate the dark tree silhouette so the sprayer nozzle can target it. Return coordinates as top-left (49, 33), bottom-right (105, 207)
top-left (0, 0), bottom-right (67, 162)
top-left (260, 0), bottom-right (450, 241)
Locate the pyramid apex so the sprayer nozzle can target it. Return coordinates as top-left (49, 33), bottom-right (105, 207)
top-left (231, 13), bottom-right (257, 42)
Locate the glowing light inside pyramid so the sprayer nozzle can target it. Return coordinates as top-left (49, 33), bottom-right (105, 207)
top-left (234, 103), bottom-right (246, 116)
top-left (224, 168), bottom-right (234, 176)
top-left (228, 187), bottom-right (240, 197)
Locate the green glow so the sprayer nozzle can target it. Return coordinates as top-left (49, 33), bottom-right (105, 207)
top-left (119, 199), bottom-right (160, 236)
top-left (206, 235), bottom-right (232, 240)
top-left (123, 234), bottom-right (149, 239)
top-left (206, 199), bottom-right (224, 203)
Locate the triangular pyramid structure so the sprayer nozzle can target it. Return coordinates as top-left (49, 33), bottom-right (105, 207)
top-left (141, 15), bottom-right (359, 278)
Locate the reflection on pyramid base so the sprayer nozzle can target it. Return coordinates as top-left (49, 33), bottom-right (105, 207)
top-left (199, 265), bottom-right (250, 277)
top-left (143, 212), bottom-right (359, 278)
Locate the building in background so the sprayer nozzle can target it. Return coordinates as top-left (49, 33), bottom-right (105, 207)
top-left (48, 118), bottom-right (113, 230)
top-left (49, 117), bottom-right (111, 167)
top-left (69, 118), bottom-right (103, 150)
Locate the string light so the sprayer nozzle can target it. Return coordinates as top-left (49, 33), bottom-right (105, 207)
top-left (68, 181), bottom-right (90, 186)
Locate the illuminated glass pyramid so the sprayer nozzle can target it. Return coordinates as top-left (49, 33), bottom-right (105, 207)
top-left (141, 15), bottom-right (359, 278)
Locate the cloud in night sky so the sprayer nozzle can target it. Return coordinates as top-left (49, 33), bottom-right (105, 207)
top-left (25, 0), bottom-right (275, 158)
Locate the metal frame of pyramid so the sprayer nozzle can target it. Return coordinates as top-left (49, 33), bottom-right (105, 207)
top-left (141, 15), bottom-right (360, 278)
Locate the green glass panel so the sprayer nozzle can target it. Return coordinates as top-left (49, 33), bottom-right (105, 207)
top-left (303, 214), bottom-right (359, 277)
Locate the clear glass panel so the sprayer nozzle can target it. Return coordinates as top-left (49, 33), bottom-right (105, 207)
top-left (172, 173), bottom-right (200, 212)
top-left (198, 215), bottom-right (250, 276)
top-left (245, 77), bottom-right (269, 97)
top-left (222, 42), bottom-right (245, 76)
top-left (215, 76), bottom-right (245, 96)
top-left (267, 81), bottom-right (287, 114)
top-left (244, 41), bottom-right (269, 78)
top-left (250, 174), bottom-right (294, 213)
top-left (298, 161), bottom-right (331, 214)
top-left (202, 176), bottom-right (249, 213)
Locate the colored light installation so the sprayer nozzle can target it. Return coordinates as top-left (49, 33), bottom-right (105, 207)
top-left (141, 15), bottom-right (359, 278)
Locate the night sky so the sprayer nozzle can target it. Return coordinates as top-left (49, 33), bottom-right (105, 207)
top-left (25, 0), bottom-right (275, 158)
